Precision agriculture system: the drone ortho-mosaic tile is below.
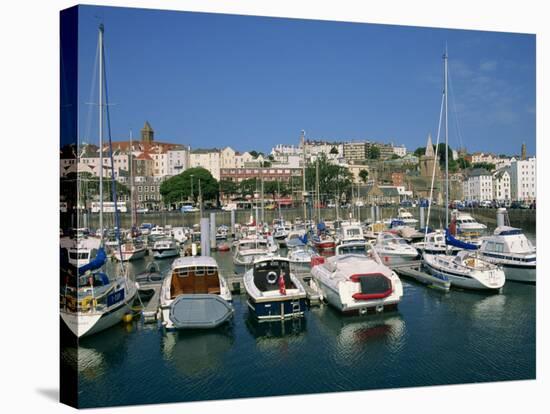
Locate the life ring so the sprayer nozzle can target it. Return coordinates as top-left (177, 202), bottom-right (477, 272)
top-left (266, 271), bottom-right (278, 284)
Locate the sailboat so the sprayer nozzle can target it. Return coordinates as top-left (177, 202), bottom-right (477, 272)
top-left (60, 24), bottom-right (138, 337)
top-left (421, 50), bottom-right (505, 291)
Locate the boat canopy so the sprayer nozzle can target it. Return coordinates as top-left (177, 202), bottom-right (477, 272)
top-left (78, 247), bottom-right (107, 275)
top-left (445, 229), bottom-right (478, 251)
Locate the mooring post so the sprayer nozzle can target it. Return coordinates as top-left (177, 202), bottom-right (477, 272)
top-left (230, 209), bottom-right (236, 237)
top-left (420, 206), bottom-right (425, 229)
top-left (201, 217), bottom-right (210, 257)
top-left (210, 212), bottom-right (216, 250)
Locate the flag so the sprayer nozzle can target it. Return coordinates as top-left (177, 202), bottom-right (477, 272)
top-left (278, 273), bottom-right (286, 295)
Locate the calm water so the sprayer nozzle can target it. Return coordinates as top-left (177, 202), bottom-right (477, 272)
top-left (63, 218), bottom-right (536, 408)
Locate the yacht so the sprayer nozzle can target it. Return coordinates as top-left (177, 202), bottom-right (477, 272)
top-left (243, 256), bottom-right (307, 320)
top-left (414, 230), bottom-right (460, 255)
top-left (371, 232), bottom-right (419, 266)
top-left (478, 226), bottom-right (536, 283)
top-left (397, 208), bottom-right (419, 226)
top-left (310, 246), bottom-right (403, 315)
top-left (287, 245), bottom-right (318, 272)
top-left (159, 256), bottom-right (233, 329)
top-left (112, 239), bottom-right (147, 262)
top-left (233, 238), bottom-right (271, 273)
top-left (152, 238), bottom-right (180, 259)
top-left (423, 250), bottom-right (505, 291)
top-left (284, 228), bottom-right (306, 248)
top-left (335, 221), bottom-right (365, 245)
top-left (451, 209), bottom-right (487, 235)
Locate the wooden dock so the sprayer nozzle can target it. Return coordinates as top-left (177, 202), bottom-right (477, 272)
top-left (297, 274), bottom-right (322, 306)
top-left (139, 284), bottom-right (162, 323)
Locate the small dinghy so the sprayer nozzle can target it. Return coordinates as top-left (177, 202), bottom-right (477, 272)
top-left (135, 262), bottom-right (164, 287)
top-left (169, 294), bottom-right (234, 329)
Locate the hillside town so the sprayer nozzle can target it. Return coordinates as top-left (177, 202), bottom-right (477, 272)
top-left (60, 121), bottom-right (536, 212)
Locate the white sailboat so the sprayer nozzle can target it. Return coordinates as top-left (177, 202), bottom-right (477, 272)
top-left (421, 50), bottom-right (505, 291)
top-left (60, 24), bottom-right (137, 337)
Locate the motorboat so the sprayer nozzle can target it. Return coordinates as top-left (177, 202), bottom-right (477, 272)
top-left (159, 256), bottom-right (233, 329)
top-left (139, 223), bottom-right (152, 235)
top-left (363, 221), bottom-right (387, 240)
top-left (216, 225), bottom-right (229, 240)
top-left (112, 239), bottom-right (147, 262)
top-left (414, 230), bottom-right (460, 255)
top-left (152, 238), bottom-right (180, 259)
top-left (310, 246), bottom-right (403, 315)
top-left (335, 221), bottom-right (365, 245)
top-left (478, 226), bottom-right (536, 283)
top-left (287, 245), bottom-right (318, 272)
top-left (284, 228), bottom-right (306, 248)
top-left (233, 238), bottom-right (272, 273)
top-left (397, 208), bottom-right (418, 226)
top-left (60, 229), bottom-right (101, 267)
top-left (371, 232), bottom-right (419, 266)
top-left (423, 250), bottom-right (505, 291)
top-left (243, 256), bottom-right (307, 320)
top-left (135, 262), bottom-right (164, 287)
top-left (272, 221), bottom-right (291, 244)
top-left (171, 227), bottom-right (188, 245)
top-left (451, 209), bottom-right (487, 235)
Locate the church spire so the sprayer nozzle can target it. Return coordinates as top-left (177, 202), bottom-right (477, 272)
top-left (141, 121), bottom-right (154, 143)
top-left (425, 134), bottom-right (435, 157)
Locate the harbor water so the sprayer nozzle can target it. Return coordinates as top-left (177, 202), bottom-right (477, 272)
top-left (63, 213), bottom-right (536, 408)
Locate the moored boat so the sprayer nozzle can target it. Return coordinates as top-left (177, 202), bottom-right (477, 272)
top-left (152, 238), bottom-right (180, 259)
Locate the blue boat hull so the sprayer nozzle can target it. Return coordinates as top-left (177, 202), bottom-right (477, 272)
top-left (247, 297), bottom-right (307, 320)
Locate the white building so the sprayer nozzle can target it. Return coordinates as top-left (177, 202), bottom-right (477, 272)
top-left (463, 168), bottom-right (493, 201)
top-left (508, 157), bottom-right (536, 202)
top-left (167, 147), bottom-right (190, 176)
top-left (492, 169), bottom-right (511, 201)
top-left (393, 145), bottom-right (407, 157)
top-left (189, 149), bottom-right (221, 180)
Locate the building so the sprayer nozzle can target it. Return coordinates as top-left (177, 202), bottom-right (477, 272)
top-left (347, 163), bottom-right (370, 184)
top-left (189, 148), bottom-right (221, 180)
top-left (463, 168), bottom-right (493, 201)
top-left (492, 169), bottom-right (511, 202)
top-left (167, 147), bottom-right (190, 176)
top-left (134, 176), bottom-right (164, 210)
top-left (343, 142), bottom-right (366, 162)
top-left (419, 134), bottom-right (440, 178)
top-left (359, 184), bottom-right (401, 205)
top-left (393, 145), bottom-right (407, 157)
top-left (220, 167), bottom-right (302, 184)
top-left (508, 157), bottom-right (536, 202)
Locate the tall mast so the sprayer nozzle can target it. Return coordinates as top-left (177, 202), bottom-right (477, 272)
top-left (129, 129), bottom-right (136, 229)
top-left (444, 48), bottom-right (449, 227)
top-left (98, 24), bottom-right (104, 242)
top-left (315, 157), bottom-right (320, 223)
top-left (301, 130), bottom-right (307, 221)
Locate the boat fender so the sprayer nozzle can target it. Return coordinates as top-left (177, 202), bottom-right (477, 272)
top-left (266, 271), bottom-right (278, 284)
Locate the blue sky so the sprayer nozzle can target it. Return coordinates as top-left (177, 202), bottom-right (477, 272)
top-left (76, 5), bottom-right (536, 156)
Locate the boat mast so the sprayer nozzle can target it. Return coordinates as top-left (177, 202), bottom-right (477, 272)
top-left (301, 130), bottom-right (307, 222)
top-left (129, 129), bottom-right (136, 229)
top-left (444, 48), bottom-right (449, 228)
top-left (98, 23), bottom-right (104, 242)
top-left (315, 157), bottom-right (320, 223)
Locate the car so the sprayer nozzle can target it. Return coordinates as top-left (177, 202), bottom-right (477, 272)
top-left (181, 205), bottom-right (199, 213)
top-left (327, 202), bottom-right (336, 208)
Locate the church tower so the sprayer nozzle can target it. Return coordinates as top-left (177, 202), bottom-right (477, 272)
top-left (420, 134), bottom-right (440, 178)
top-left (521, 142), bottom-right (527, 160)
top-left (141, 121), bottom-right (154, 143)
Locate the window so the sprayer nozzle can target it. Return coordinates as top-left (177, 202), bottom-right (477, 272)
top-left (138, 186), bottom-right (142, 192)
top-left (195, 267), bottom-right (205, 276)
top-left (175, 268), bottom-right (189, 277)
top-left (207, 267), bottom-right (216, 275)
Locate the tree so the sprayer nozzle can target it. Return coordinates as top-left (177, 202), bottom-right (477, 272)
top-left (457, 157), bottom-right (471, 170)
top-left (330, 146), bottom-right (339, 155)
top-left (219, 179), bottom-right (239, 197)
top-left (239, 178), bottom-right (258, 197)
top-left (414, 147), bottom-right (426, 158)
top-left (358, 169), bottom-right (369, 183)
top-left (368, 145), bottom-right (381, 160)
top-left (159, 167), bottom-right (218, 204)
top-left (264, 180), bottom-right (290, 198)
top-left (472, 162), bottom-right (496, 171)
top-left (391, 153), bottom-right (401, 160)
top-left (305, 154), bottom-right (353, 203)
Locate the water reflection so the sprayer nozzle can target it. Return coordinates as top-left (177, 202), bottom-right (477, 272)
top-left (245, 314), bottom-right (307, 339)
top-left (161, 328), bottom-right (234, 376)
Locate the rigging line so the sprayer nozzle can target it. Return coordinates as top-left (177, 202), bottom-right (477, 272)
top-left (447, 66), bottom-right (465, 153)
top-left (425, 92), bottom-right (445, 241)
top-left (102, 35), bottom-right (125, 276)
top-left (82, 40), bottom-right (100, 147)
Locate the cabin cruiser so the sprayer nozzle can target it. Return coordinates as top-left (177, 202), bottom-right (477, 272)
top-left (233, 238), bottom-right (272, 273)
top-left (171, 227), bottom-right (188, 245)
top-left (60, 229), bottom-right (102, 267)
top-left (159, 256), bottom-right (233, 329)
top-left (243, 256), bottom-right (307, 320)
top-left (215, 225), bottom-right (229, 240)
top-left (272, 221), bottom-right (291, 244)
top-left (139, 223), bottom-right (152, 235)
top-left (152, 238), bottom-right (180, 259)
top-left (478, 226), bottom-right (536, 283)
top-left (423, 250), bottom-right (505, 291)
top-left (150, 225), bottom-right (165, 238)
top-left (310, 246), bottom-right (403, 315)
top-left (370, 232), bottom-right (419, 266)
top-left (363, 221), bottom-right (387, 240)
top-left (451, 210), bottom-right (487, 235)
top-left (284, 228), bottom-right (307, 248)
top-left (287, 245), bottom-right (318, 272)
top-left (413, 230), bottom-right (460, 255)
top-left (335, 221), bottom-right (365, 245)
top-left (397, 208), bottom-right (418, 226)
top-left (112, 239), bottom-right (147, 262)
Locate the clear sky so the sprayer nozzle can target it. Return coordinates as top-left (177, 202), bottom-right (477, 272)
top-left (76, 5), bottom-right (536, 156)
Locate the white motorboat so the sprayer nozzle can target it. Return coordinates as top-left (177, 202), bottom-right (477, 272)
top-left (159, 256), bottom-right (233, 330)
top-left (397, 208), bottom-right (419, 226)
top-left (215, 225), bottom-right (229, 240)
top-left (335, 221), bottom-right (365, 245)
top-left (60, 231), bottom-right (102, 267)
top-left (414, 230), bottom-right (459, 255)
top-left (284, 228), bottom-right (306, 248)
top-left (363, 221), bottom-right (387, 240)
top-left (423, 250), bottom-right (505, 291)
top-left (243, 256), bottom-right (307, 320)
top-left (287, 245), bottom-right (318, 272)
top-left (371, 232), bottom-right (419, 266)
top-left (478, 226), bottom-right (536, 283)
top-left (152, 238), bottom-right (180, 259)
top-left (451, 210), bottom-right (487, 235)
top-left (233, 239), bottom-right (271, 273)
top-left (171, 227), bottom-right (188, 245)
top-left (310, 247), bottom-right (403, 315)
top-left (112, 239), bottom-right (147, 262)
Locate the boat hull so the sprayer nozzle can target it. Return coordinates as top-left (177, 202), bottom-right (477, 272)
top-left (424, 260), bottom-right (504, 291)
top-left (247, 297), bottom-right (307, 320)
top-left (153, 249), bottom-right (179, 259)
top-left (376, 251), bottom-right (419, 266)
top-left (113, 248), bottom-right (146, 262)
top-left (501, 264), bottom-right (536, 283)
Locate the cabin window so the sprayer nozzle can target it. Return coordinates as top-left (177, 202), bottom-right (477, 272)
top-left (494, 243), bottom-right (504, 253)
top-left (175, 268), bottom-right (189, 277)
top-left (207, 267), bottom-right (216, 275)
top-left (195, 266), bottom-right (205, 276)
top-left (485, 242), bottom-right (495, 251)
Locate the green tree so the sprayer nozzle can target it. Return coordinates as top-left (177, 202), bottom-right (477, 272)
top-left (239, 178), bottom-right (258, 197)
top-left (305, 154), bottom-right (353, 203)
top-left (358, 169), bottom-right (369, 183)
top-left (472, 162), bottom-right (496, 171)
top-left (219, 179), bottom-right (239, 197)
top-left (391, 153), bottom-right (401, 160)
top-left (159, 167), bottom-right (218, 204)
top-left (368, 145), bottom-right (381, 160)
top-left (264, 180), bottom-right (290, 198)
top-left (457, 157), bottom-right (471, 170)
top-left (413, 147), bottom-right (426, 157)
